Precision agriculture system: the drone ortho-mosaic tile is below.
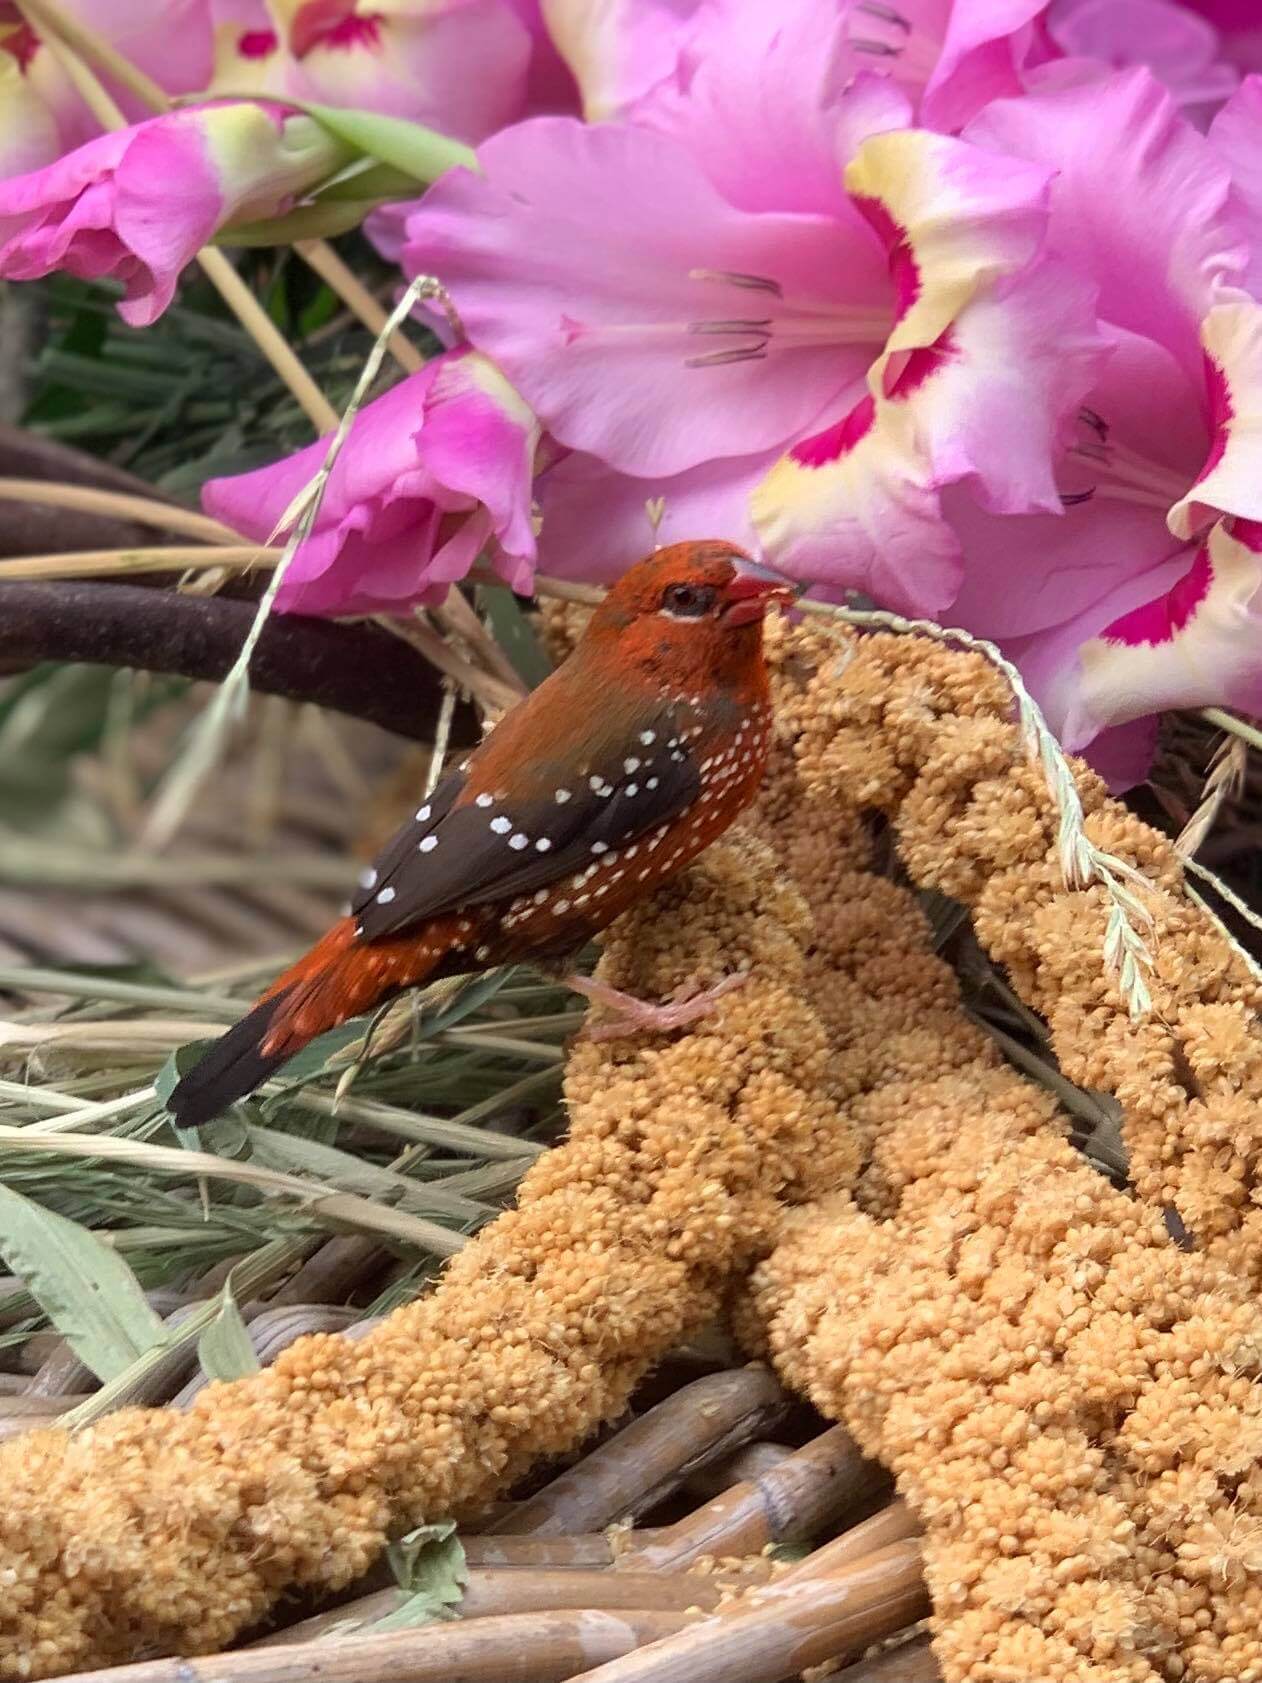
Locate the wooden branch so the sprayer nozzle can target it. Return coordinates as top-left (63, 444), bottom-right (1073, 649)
top-left (0, 423), bottom-right (170, 496)
top-left (563, 1543), bottom-right (927, 1683)
top-left (0, 580), bottom-right (474, 743)
top-left (59, 1609), bottom-right (691, 1683)
top-left (492, 1368), bottom-right (788, 1537)
top-left (0, 425), bottom-right (191, 559)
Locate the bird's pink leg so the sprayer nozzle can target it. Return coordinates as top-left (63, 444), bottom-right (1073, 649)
top-left (564, 971), bottom-right (749, 1042)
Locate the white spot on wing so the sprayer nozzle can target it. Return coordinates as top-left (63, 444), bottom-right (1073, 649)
top-left (359, 867), bottom-right (377, 889)
top-left (509, 833), bottom-right (529, 850)
top-left (555, 788), bottom-right (571, 803)
top-left (536, 838), bottom-right (552, 851)
top-left (419, 835), bottom-right (438, 853)
top-left (415, 804), bottom-right (431, 822)
top-left (475, 793), bottom-right (494, 808)
top-left (639, 730), bottom-right (655, 745)
top-left (491, 816), bottom-right (512, 834)
top-left (377, 886), bottom-right (396, 905)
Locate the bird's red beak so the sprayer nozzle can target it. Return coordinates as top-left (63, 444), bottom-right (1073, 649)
top-left (722, 569), bottom-right (797, 626)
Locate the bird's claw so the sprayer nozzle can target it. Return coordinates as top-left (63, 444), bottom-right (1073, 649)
top-left (566, 972), bottom-right (750, 1042)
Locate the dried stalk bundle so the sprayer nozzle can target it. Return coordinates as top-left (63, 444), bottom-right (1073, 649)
top-left (743, 907), bottom-right (1262, 1680)
top-left (761, 615), bottom-right (1262, 1276)
top-left (734, 619), bottom-right (1262, 1682)
top-left (0, 831), bottom-right (856, 1680)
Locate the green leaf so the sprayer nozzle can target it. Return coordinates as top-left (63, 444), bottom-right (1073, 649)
top-left (316, 159), bottom-right (424, 201)
top-left (299, 283), bottom-right (340, 337)
top-left (479, 587), bottom-right (554, 690)
top-left (247, 1126), bottom-right (485, 1223)
top-left (155, 1039), bottom-right (215, 1110)
top-left (0, 1184), bottom-right (168, 1381)
top-left (765, 1541), bottom-right (813, 1565)
top-left (217, 198), bottom-right (376, 248)
top-left (265, 1022), bottom-right (366, 1085)
top-left (417, 969), bottom-right (515, 1035)
top-left (298, 103), bottom-right (477, 182)
top-left (197, 1277), bottom-right (260, 1383)
top-left (378, 1522), bottom-right (468, 1629)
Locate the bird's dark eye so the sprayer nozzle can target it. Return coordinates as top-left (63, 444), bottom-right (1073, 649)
top-left (661, 583), bottom-right (717, 618)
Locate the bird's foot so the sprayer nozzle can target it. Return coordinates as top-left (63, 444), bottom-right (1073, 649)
top-left (564, 972), bottom-right (749, 1042)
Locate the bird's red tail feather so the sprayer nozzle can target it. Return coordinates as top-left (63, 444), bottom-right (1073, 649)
top-left (168, 916), bottom-right (459, 1128)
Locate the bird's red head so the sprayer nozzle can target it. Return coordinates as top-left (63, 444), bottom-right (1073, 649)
top-left (582, 541), bottom-right (794, 695)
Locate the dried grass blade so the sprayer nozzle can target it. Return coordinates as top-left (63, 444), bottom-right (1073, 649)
top-left (0, 1125), bottom-right (468, 1254)
top-left (1176, 733), bottom-right (1247, 858)
top-left (140, 272), bottom-right (442, 849)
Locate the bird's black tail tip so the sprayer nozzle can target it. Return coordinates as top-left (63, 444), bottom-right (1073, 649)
top-left (167, 991), bottom-right (293, 1131)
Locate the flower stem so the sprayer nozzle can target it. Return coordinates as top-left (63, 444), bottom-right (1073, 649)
top-left (194, 249), bottom-right (341, 431)
top-left (14, 0), bottom-right (127, 127)
top-left (14, 0), bottom-right (168, 114)
top-left (15, 0), bottom-right (341, 434)
top-left (1201, 706), bottom-right (1262, 754)
top-left (0, 544), bottom-right (276, 581)
top-left (294, 239), bottom-right (424, 374)
top-left (0, 478), bottom-right (238, 544)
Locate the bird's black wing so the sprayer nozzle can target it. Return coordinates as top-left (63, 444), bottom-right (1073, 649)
top-left (351, 710), bottom-right (701, 941)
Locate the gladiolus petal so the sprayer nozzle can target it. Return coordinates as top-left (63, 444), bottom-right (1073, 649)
top-left (0, 103), bottom-right (352, 324)
top-left (203, 348), bottom-right (540, 615)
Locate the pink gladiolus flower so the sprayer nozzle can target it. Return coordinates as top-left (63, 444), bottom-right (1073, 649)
top-left (939, 69), bottom-right (1262, 779)
top-left (543, 0), bottom-right (1050, 134)
top-left (0, 19), bottom-right (95, 179)
top-left (1047, 0), bottom-right (1240, 119)
top-left (209, 0), bottom-right (293, 94)
top-left (272, 0), bottom-right (534, 141)
top-left (1181, 0), bottom-right (1262, 74)
top-left (748, 129), bottom-right (1104, 613)
top-left (796, 0), bottom-right (1051, 132)
top-left (1208, 75), bottom-right (1262, 290)
top-left (67, 0), bottom-right (216, 104)
top-left (202, 347), bottom-right (541, 616)
top-left (0, 0), bottom-right (216, 121)
top-left (535, 446), bottom-right (775, 582)
top-left (403, 97), bottom-right (1100, 615)
top-left (501, 0), bottom-right (579, 113)
top-left (0, 102), bottom-right (352, 325)
top-left (539, 0), bottom-right (705, 123)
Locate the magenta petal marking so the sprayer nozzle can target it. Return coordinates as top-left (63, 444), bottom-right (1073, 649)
top-left (1232, 517), bottom-right (1262, 553)
top-left (1193, 351), bottom-right (1232, 487)
top-left (789, 394), bottom-right (877, 467)
top-left (851, 194), bottom-right (919, 325)
top-left (5, 22), bottom-right (38, 72)
top-left (237, 29), bottom-right (280, 59)
top-left (292, 0), bottom-right (383, 58)
top-left (1101, 545), bottom-right (1212, 647)
top-left (885, 327), bottom-right (958, 401)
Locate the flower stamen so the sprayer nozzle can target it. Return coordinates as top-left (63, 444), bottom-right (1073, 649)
top-left (688, 268), bottom-right (785, 298)
top-left (1062, 407), bottom-right (1190, 512)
